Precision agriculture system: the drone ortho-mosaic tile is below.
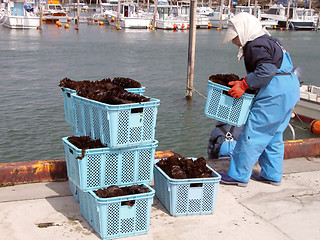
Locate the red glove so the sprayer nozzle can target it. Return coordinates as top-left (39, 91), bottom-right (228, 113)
top-left (228, 78), bottom-right (249, 98)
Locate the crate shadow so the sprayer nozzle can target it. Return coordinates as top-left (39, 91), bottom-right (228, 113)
top-left (44, 181), bottom-right (99, 238)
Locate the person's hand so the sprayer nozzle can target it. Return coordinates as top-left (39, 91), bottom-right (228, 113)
top-left (228, 78), bottom-right (249, 98)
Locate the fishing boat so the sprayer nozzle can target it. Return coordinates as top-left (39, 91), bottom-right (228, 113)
top-left (155, 5), bottom-right (188, 30)
top-left (106, 2), bottom-right (150, 29)
top-left (294, 85), bottom-right (320, 121)
top-left (207, 5), bottom-right (233, 29)
top-left (196, 2), bottom-right (214, 16)
top-left (263, 4), bottom-right (317, 30)
top-left (2, 0), bottom-right (39, 29)
top-left (43, 0), bottom-right (67, 22)
top-left (178, 4), bottom-right (210, 29)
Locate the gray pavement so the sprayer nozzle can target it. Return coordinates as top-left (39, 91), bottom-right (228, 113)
top-left (0, 157), bottom-right (320, 240)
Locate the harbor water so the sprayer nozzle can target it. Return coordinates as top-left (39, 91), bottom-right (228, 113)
top-left (0, 23), bottom-right (319, 164)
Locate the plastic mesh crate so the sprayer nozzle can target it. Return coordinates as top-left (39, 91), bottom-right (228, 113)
top-left (72, 94), bottom-right (160, 148)
top-left (68, 179), bottom-right (80, 203)
top-left (60, 87), bottom-right (145, 126)
top-left (61, 87), bottom-right (77, 126)
top-left (205, 81), bottom-right (255, 127)
top-left (154, 160), bottom-right (221, 217)
top-left (79, 184), bottom-right (154, 240)
top-left (62, 137), bottom-right (158, 191)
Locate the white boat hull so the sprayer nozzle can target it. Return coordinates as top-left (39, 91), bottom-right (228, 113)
top-left (156, 19), bottom-right (188, 30)
top-left (295, 99), bottom-right (320, 120)
top-left (208, 18), bottom-right (228, 28)
top-left (3, 15), bottom-right (39, 29)
top-left (110, 17), bottom-right (150, 28)
top-left (294, 85), bottom-right (320, 120)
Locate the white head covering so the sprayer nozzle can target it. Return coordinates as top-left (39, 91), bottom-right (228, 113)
top-left (222, 12), bottom-right (270, 61)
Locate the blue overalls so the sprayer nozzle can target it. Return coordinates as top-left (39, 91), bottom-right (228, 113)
top-left (227, 43), bottom-right (300, 183)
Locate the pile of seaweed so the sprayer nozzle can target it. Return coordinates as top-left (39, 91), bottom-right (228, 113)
top-left (209, 74), bottom-right (258, 95)
top-left (94, 185), bottom-right (149, 206)
top-left (59, 77), bottom-right (149, 105)
top-left (59, 77), bottom-right (141, 90)
top-left (156, 156), bottom-right (213, 179)
top-left (67, 136), bottom-right (105, 149)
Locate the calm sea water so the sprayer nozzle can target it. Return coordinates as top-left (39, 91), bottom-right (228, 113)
top-left (0, 23), bottom-right (319, 163)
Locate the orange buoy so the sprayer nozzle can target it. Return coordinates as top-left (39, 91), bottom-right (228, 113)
top-left (111, 17), bottom-right (115, 23)
top-left (217, 27), bottom-right (220, 31)
top-left (99, 21), bottom-right (104, 25)
top-left (65, 24), bottom-right (69, 28)
top-left (173, 24), bottom-right (177, 29)
top-left (310, 120), bottom-right (320, 135)
top-left (181, 24), bottom-right (185, 29)
top-left (280, 27), bottom-right (283, 31)
top-left (94, 19), bottom-right (98, 22)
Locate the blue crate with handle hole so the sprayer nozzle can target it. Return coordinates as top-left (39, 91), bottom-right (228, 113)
top-left (79, 184), bottom-right (154, 240)
top-left (154, 158), bottom-right (221, 217)
top-left (62, 137), bottom-right (158, 191)
top-left (71, 94), bottom-right (160, 148)
top-left (205, 81), bottom-right (255, 127)
top-left (60, 87), bottom-right (145, 127)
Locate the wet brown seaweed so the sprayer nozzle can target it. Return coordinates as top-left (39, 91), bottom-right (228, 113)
top-left (156, 156), bottom-right (213, 179)
top-left (59, 77), bottom-right (150, 104)
top-left (67, 136), bottom-right (105, 149)
top-left (94, 185), bottom-right (149, 206)
top-left (112, 77), bottom-right (142, 88)
top-left (209, 74), bottom-right (258, 95)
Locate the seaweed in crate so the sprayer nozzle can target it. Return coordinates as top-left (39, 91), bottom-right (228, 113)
top-left (67, 136), bottom-right (105, 149)
top-left (98, 89), bottom-right (150, 105)
top-left (156, 156), bottom-right (213, 179)
top-left (112, 77), bottom-right (142, 88)
top-left (94, 185), bottom-right (149, 206)
top-left (209, 74), bottom-right (240, 86)
top-left (209, 74), bottom-right (259, 95)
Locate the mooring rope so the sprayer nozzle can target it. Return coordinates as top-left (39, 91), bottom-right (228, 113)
top-left (186, 86), bottom-right (207, 99)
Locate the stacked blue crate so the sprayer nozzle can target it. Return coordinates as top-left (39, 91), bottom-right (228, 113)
top-left (60, 83), bottom-right (160, 240)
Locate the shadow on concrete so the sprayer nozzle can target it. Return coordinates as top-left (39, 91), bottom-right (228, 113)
top-left (44, 181), bottom-right (99, 238)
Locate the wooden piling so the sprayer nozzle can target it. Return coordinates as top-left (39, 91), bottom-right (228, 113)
top-left (219, 0), bottom-right (224, 30)
top-left (286, 0), bottom-right (291, 30)
top-left (186, 0), bottom-right (197, 100)
top-left (152, 0), bottom-right (158, 30)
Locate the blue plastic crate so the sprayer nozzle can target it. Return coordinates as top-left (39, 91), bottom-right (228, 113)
top-left (79, 184), bottom-right (154, 240)
top-left (205, 81), bottom-right (255, 127)
top-left (60, 87), bottom-right (145, 126)
top-left (62, 137), bottom-right (158, 191)
top-left (154, 159), bottom-right (221, 217)
top-left (71, 94), bottom-right (160, 148)
top-left (61, 87), bottom-right (77, 126)
top-left (68, 179), bottom-right (80, 203)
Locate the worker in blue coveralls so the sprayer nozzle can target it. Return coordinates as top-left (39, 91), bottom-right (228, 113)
top-left (219, 12), bottom-right (300, 187)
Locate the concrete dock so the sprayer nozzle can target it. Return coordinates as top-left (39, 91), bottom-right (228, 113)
top-left (0, 156), bottom-right (319, 240)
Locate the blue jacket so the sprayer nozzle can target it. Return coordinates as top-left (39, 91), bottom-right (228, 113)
top-left (243, 34), bottom-right (284, 89)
